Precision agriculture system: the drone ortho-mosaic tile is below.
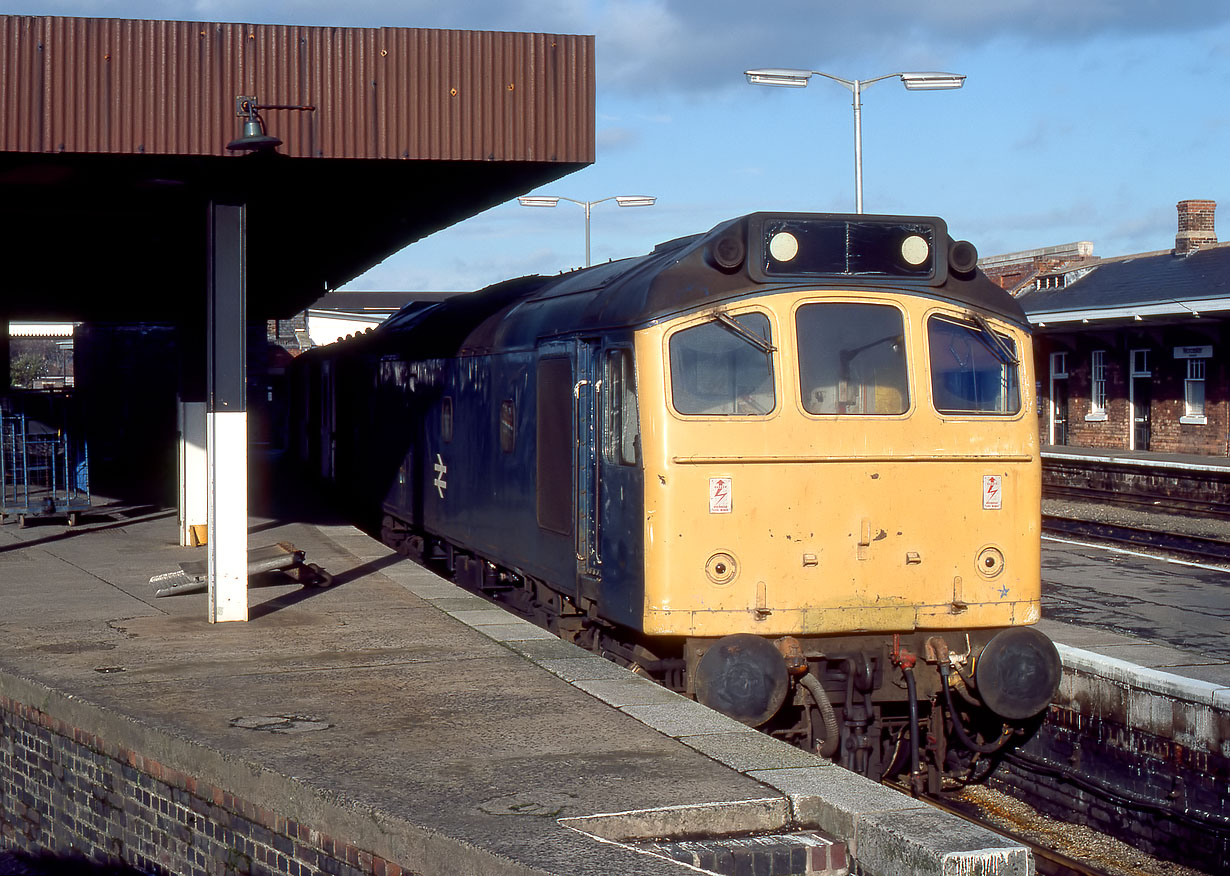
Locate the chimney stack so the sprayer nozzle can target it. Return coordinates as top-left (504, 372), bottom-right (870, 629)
top-left (1175, 199), bottom-right (1217, 255)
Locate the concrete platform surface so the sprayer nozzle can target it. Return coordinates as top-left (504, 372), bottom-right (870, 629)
top-left (0, 495), bottom-right (1032, 876)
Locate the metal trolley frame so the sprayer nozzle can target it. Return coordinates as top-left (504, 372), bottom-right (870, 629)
top-left (1, 392), bottom-right (91, 527)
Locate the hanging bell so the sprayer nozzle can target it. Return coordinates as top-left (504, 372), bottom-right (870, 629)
top-left (226, 114), bottom-right (282, 152)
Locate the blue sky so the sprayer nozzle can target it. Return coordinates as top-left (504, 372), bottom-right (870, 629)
top-left (16, 1), bottom-right (1230, 292)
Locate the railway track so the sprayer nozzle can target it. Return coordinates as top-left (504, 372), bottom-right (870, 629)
top-left (914, 786), bottom-right (1106, 876)
top-left (907, 782), bottom-right (1211, 876)
top-left (1041, 514), bottom-right (1230, 565)
top-left (1043, 484), bottom-right (1230, 521)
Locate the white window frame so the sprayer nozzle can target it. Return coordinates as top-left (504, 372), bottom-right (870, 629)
top-left (1181, 358), bottom-right (1207, 425)
top-left (1085, 349), bottom-right (1108, 422)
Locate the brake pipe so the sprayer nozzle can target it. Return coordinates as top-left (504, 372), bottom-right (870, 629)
top-left (799, 671), bottom-right (840, 758)
top-left (939, 663), bottom-right (1015, 754)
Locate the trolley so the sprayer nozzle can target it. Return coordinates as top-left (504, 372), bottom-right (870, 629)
top-left (0, 392), bottom-right (91, 527)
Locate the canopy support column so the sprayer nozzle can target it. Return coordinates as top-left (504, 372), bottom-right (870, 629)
top-left (206, 201), bottom-right (249, 623)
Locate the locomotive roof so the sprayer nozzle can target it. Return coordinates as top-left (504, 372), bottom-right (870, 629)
top-left (368, 212), bottom-right (1028, 357)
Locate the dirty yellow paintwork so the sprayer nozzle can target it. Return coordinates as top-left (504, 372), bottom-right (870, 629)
top-left (635, 290), bottom-right (1040, 637)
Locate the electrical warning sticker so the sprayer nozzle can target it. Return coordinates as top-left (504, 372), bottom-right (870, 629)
top-left (709, 477), bottom-right (732, 514)
top-left (982, 475), bottom-right (1002, 510)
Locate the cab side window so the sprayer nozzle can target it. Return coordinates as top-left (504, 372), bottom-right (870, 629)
top-left (604, 349), bottom-right (639, 465)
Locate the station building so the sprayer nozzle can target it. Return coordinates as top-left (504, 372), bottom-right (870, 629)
top-left (982, 199), bottom-right (1229, 456)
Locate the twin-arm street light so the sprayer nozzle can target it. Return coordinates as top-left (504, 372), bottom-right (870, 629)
top-left (518, 194), bottom-right (656, 267)
top-left (744, 69), bottom-right (965, 213)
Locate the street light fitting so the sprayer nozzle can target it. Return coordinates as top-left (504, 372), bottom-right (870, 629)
top-left (899, 72), bottom-right (966, 90)
top-left (517, 194), bottom-right (657, 267)
top-left (517, 196), bottom-right (561, 207)
top-left (744, 68), bottom-right (813, 87)
top-left (743, 66), bottom-right (966, 212)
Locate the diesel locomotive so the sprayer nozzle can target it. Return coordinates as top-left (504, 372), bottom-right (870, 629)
top-left (291, 211), bottom-right (1062, 789)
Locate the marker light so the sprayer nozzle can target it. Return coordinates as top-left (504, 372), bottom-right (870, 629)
top-left (900, 235), bottom-right (930, 266)
top-left (769, 231), bottom-right (800, 262)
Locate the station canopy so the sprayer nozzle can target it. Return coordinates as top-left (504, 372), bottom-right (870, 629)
top-left (0, 16), bottom-right (595, 323)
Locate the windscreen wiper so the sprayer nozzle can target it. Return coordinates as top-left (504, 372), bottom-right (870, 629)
top-left (714, 311), bottom-right (776, 354)
top-left (971, 313), bottom-right (1019, 366)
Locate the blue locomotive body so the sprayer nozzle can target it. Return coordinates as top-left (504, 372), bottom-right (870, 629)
top-left (291, 212), bottom-right (1061, 782)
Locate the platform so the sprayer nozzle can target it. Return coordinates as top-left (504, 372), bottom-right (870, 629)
top-left (1042, 443), bottom-right (1230, 473)
top-left (0, 489), bottom-right (1030, 876)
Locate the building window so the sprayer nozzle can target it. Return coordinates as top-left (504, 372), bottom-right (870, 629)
top-left (1087, 350), bottom-right (1107, 420)
top-left (1182, 359), bottom-right (1206, 424)
top-left (1130, 349), bottom-right (1150, 376)
top-left (1050, 352), bottom-right (1067, 379)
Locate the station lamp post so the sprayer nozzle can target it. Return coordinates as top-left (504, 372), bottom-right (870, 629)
top-left (744, 69), bottom-right (965, 213)
top-left (518, 194), bottom-right (656, 267)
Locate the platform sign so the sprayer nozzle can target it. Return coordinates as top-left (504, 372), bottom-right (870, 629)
top-left (709, 477), bottom-right (732, 514)
top-left (982, 475), bottom-right (1002, 510)
top-left (1173, 345), bottom-right (1212, 359)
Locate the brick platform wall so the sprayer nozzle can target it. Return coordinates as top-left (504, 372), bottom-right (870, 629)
top-left (0, 695), bottom-right (412, 876)
top-left (1041, 456), bottom-right (1230, 505)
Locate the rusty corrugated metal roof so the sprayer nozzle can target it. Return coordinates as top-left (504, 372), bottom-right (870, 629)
top-left (0, 15), bottom-right (594, 162)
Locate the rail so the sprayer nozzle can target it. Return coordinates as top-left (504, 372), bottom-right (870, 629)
top-left (1044, 483), bottom-right (1230, 521)
top-left (1041, 515), bottom-right (1230, 565)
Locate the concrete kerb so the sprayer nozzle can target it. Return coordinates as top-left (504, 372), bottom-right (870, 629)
top-left (559, 797), bottom-right (791, 845)
top-left (747, 767), bottom-right (1031, 876)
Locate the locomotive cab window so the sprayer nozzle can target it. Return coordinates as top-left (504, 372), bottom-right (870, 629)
top-left (669, 312), bottom-right (775, 415)
top-left (797, 303), bottom-right (908, 415)
top-left (604, 349), bottom-right (640, 465)
top-left (928, 315), bottom-right (1021, 414)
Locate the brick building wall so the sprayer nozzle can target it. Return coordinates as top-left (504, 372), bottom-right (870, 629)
top-left (1034, 325), bottom-right (1228, 455)
top-left (978, 241), bottom-right (1097, 293)
top-left (982, 256), bottom-right (1078, 292)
